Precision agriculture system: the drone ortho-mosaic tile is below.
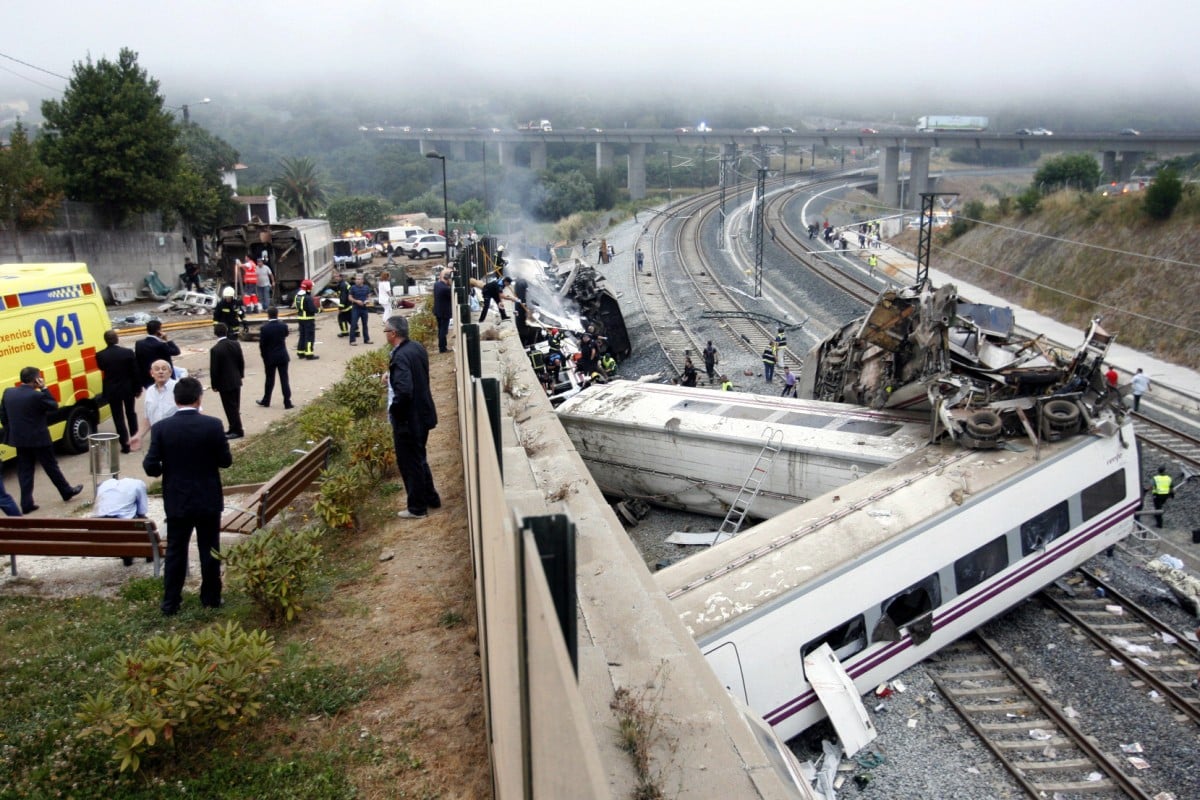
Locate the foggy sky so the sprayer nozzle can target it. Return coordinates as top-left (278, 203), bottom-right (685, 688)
top-left (3, 0), bottom-right (1199, 116)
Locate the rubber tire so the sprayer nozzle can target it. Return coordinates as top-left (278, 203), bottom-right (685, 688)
top-left (1044, 399), bottom-right (1080, 427)
top-left (965, 409), bottom-right (1002, 438)
top-left (419, 249), bottom-right (429, 259)
top-left (61, 405), bottom-right (95, 455)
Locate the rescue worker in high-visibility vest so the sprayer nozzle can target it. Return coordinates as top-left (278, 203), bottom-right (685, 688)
top-left (331, 271), bottom-right (351, 337)
top-left (868, 253), bottom-right (878, 276)
top-left (761, 343), bottom-right (778, 383)
top-left (599, 353), bottom-right (617, 378)
top-left (294, 279), bottom-right (319, 360)
top-left (240, 258), bottom-right (258, 305)
top-left (213, 286), bottom-right (244, 335)
top-left (774, 327), bottom-right (787, 350)
top-left (1146, 465), bottom-right (1175, 529)
top-left (720, 375), bottom-right (733, 391)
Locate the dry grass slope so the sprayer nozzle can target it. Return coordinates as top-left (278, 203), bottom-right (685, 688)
top-left (931, 185), bottom-right (1200, 364)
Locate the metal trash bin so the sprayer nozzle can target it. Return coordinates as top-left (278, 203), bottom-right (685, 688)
top-left (88, 432), bottom-right (121, 496)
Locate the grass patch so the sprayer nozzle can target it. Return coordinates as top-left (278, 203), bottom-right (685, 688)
top-left (222, 415), bottom-right (322, 486)
top-left (0, 346), bottom-right (455, 799)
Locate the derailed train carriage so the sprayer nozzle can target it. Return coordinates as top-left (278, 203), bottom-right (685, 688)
top-left (558, 280), bottom-right (1140, 741)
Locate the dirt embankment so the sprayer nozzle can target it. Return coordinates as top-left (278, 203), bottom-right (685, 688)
top-left (898, 176), bottom-right (1200, 366)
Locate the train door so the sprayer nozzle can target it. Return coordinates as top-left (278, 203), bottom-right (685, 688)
top-left (703, 642), bottom-right (748, 705)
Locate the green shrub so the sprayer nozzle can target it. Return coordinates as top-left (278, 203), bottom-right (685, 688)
top-left (298, 402), bottom-right (353, 447)
top-left (330, 373), bottom-right (385, 419)
top-left (221, 525), bottom-right (323, 624)
top-left (1144, 167), bottom-right (1183, 220)
top-left (76, 621), bottom-right (278, 773)
top-left (1015, 186), bottom-right (1041, 214)
top-left (346, 416), bottom-right (395, 479)
top-left (314, 463), bottom-right (369, 530)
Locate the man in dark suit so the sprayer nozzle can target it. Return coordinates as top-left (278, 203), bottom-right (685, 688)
top-left (209, 322), bottom-right (245, 439)
top-left (95, 329), bottom-right (141, 454)
top-left (385, 315), bottom-right (440, 519)
top-left (0, 366), bottom-right (83, 513)
top-left (134, 319), bottom-right (181, 388)
top-left (256, 306), bottom-right (293, 409)
top-left (143, 377), bottom-right (232, 615)
top-left (432, 267), bottom-right (453, 353)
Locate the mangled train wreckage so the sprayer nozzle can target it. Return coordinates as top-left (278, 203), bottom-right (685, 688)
top-left (557, 281), bottom-right (1139, 744)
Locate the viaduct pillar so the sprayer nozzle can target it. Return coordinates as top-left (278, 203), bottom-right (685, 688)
top-left (627, 143), bottom-right (646, 201)
top-left (880, 147), bottom-right (900, 209)
top-left (497, 141), bottom-right (516, 168)
top-left (1102, 151), bottom-right (1117, 178)
top-left (1118, 152), bottom-right (1141, 181)
top-left (908, 147), bottom-right (931, 209)
top-left (530, 141), bottom-right (547, 172)
top-left (596, 142), bottom-right (614, 174)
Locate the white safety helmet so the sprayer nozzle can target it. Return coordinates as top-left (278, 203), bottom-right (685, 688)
top-left (222, 286), bottom-right (235, 299)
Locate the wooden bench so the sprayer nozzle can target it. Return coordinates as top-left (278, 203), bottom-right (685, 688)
top-left (0, 517), bottom-right (164, 577)
top-left (220, 436), bottom-right (334, 534)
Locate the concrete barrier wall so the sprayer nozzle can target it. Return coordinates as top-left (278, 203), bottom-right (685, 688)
top-left (455, 301), bottom-right (807, 799)
top-left (1, 216), bottom-right (191, 302)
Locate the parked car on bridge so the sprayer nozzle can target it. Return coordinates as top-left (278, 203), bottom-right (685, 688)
top-left (860, 127), bottom-right (878, 134)
top-left (777, 127), bottom-right (796, 134)
top-left (1120, 128), bottom-right (1141, 136)
top-left (743, 126), bottom-right (770, 133)
top-left (675, 126), bottom-right (693, 134)
top-left (696, 122), bottom-right (711, 132)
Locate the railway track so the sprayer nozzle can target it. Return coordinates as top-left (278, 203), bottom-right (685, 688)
top-left (1132, 412), bottom-right (1200, 473)
top-left (635, 171), bottom-right (1200, 477)
top-left (635, 172), bottom-right (865, 379)
top-left (1040, 568), bottom-right (1200, 726)
top-left (929, 633), bottom-right (1156, 799)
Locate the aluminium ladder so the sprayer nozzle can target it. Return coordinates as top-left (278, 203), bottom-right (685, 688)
top-left (711, 427), bottom-right (784, 545)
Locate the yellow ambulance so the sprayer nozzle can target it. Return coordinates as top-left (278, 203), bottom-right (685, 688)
top-left (0, 263), bottom-right (112, 459)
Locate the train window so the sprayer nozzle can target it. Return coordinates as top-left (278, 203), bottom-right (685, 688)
top-left (777, 411), bottom-right (836, 429)
top-left (879, 574), bottom-right (942, 634)
top-left (836, 420), bottom-right (902, 437)
top-left (1081, 469), bottom-right (1127, 521)
top-left (800, 616), bottom-right (867, 666)
top-left (723, 405), bottom-right (776, 421)
top-left (671, 400), bottom-right (721, 415)
top-left (954, 535), bottom-right (1009, 594)
top-left (1019, 500), bottom-right (1070, 555)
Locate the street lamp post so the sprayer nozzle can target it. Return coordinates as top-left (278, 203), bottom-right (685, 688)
top-left (425, 150), bottom-right (450, 270)
top-left (178, 97), bottom-right (211, 123)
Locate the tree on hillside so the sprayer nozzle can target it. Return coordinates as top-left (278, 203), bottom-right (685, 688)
top-left (274, 156), bottom-right (326, 218)
top-left (174, 122), bottom-right (240, 235)
top-left (38, 48), bottom-right (181, 226)
top-left (326, 195), bottom-right (391, 233)
top-left (1143, 167), bottom-right (1183, 220)
top-left (531, 170), bottom-right (595, 221)
top-left (1032, 154), bottom-right (1101, 193)
top-left (0, 122), bottom-right (62, 232)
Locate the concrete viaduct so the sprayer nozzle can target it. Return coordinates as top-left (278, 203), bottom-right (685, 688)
top-left (371, 127), bottom-right (1200, 209)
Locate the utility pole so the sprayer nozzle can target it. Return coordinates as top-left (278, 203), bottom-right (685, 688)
top-left (753, 168), bottom-right (766, 298)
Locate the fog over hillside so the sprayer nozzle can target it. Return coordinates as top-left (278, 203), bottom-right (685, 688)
top-left (2, 0), bottom-right (1199, 125)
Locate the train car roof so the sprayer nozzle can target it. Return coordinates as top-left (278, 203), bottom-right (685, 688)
top-left (653, 429), bottom-right (1105, 641)
top-left (557, 381), bottom-right (928, 464)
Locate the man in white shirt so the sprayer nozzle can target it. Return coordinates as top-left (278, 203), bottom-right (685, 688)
top-left (1130, 368), bottom-right (1151, 412)
top-left (128, 360), bottom-right (178, 450)
top-left (94, 475), bottom-right (150, 565)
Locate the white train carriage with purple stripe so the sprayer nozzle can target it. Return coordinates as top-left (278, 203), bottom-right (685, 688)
top-left (655, 418), bottom-right (1139, 742)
